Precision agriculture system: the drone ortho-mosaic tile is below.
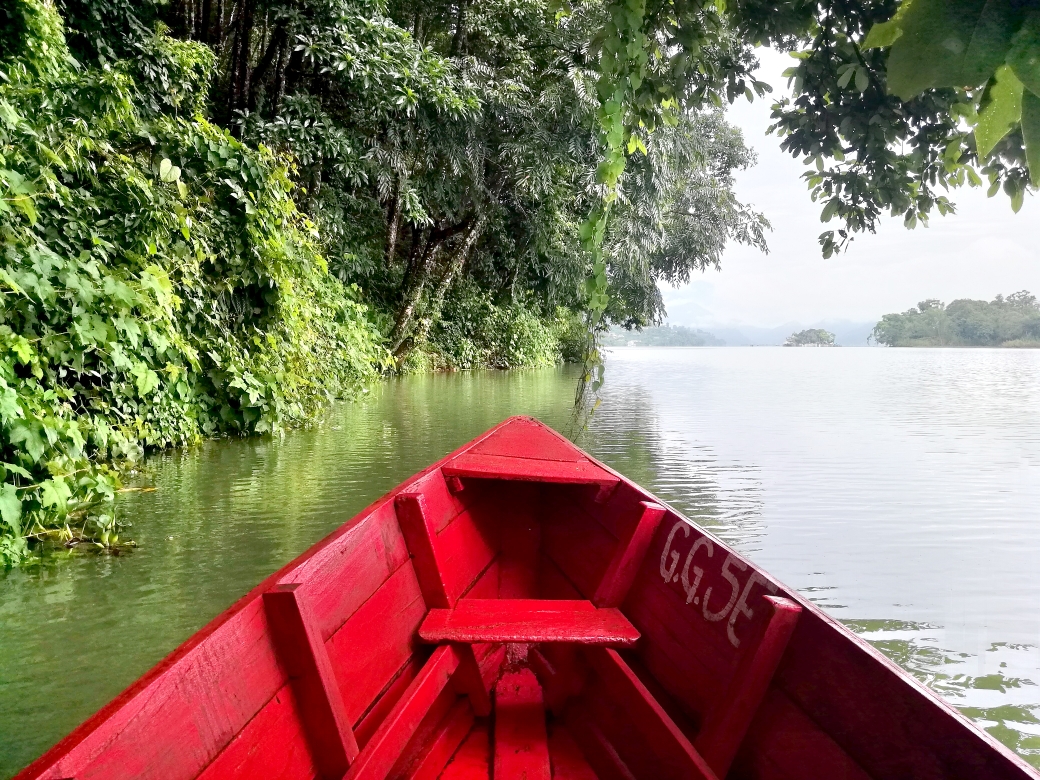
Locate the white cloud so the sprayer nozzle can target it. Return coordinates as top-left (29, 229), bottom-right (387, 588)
top-left (663, 49), bottom-right (1040, 329)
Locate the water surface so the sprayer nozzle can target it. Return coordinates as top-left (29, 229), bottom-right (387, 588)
top-left (3, 348), bottom-right (1040, 774)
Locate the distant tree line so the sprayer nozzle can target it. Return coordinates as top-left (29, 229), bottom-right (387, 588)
top-left (602, 325), bottom-right (725, 347)
top-left (872, 292), bottom-right (1040, 347)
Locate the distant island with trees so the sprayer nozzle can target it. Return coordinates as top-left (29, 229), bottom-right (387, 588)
top-left (785, 329), bottom-right (836, 347)
top-left (603, 325), bottom-right (726, 347)
top-left (872, 292), bottom-right (1040, 348)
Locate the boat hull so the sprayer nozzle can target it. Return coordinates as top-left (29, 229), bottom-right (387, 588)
top-left (15, 416), bottom-right (1038, 780)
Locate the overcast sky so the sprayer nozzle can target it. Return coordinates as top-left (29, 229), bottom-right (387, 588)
top-left (661, 49), bottom-right (1040, 330)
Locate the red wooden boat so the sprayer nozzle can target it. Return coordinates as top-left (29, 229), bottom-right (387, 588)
top-left (16, 417), bottom-right (1039, 780)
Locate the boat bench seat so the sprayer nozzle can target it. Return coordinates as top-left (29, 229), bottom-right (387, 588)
top-left (418, 599), bottom-right (640, 645)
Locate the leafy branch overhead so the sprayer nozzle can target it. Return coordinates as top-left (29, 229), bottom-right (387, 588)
top-left (864, 0), bottom-right (1040, 191)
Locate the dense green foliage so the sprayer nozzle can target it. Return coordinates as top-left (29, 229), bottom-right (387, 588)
top-left (872, 292), bottom-right (1040, 347)
top-left (0, 0), bottom-right (386, 562)
top-left (0, 0), bottom-right (771, 561)
top-left (602, 324), bottom-right (724, 346)
top-left (8, 0), bottom-right (1034, 561)
top-left (785, 328), bottom-right (835, 346)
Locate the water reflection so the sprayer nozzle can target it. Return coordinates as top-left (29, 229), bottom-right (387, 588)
top-left (4, 349), bottom-right (1040, 775)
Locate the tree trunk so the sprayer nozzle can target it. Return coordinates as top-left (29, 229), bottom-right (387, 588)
top-left (451, 0), bottom-right (469, 55)
top-left (405, 213), bottom-right (487, 355)
top-left (390, 239), bottom-right (442, 354)
top-left (228, 0), bottom-right (256, 120)
top-left (385, 183), bottom-right (402, 266)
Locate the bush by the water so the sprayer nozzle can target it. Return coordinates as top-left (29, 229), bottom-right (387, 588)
top-left (0, 1), bottom-right (385, 563)
top-left (872, 293), bottom-right (1040, 347)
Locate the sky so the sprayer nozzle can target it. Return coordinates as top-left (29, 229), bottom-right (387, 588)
top-left (661, 49), bottom-right (1040, 330)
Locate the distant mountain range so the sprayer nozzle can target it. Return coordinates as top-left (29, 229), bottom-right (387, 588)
top-left (606, 320), bottom-right (878, 347)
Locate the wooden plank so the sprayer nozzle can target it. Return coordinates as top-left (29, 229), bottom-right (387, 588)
top-left (494, 670), bottom-right (551, 780)
top-left (355, 658), bottom-right (422, 749)
top-left (325, 561), bottom-right (427, 726)
top-left (395, 493), bottom-right (451, 609)
top-left (404, 700), bottom-right (475, 780)
top-left (775, 611), bottom-right (1040, 780)
top-left (731, 688), bottom-right (872, 780)
top-left (437, 508), bottom-right (498, 606)
top-left (584, 648), bottom-right (717, 780)
top-left (563, 704), bottom-right (637, 780)
top-left (548, 724), bottom-right (599, 780)
top-left (395, 490), bottom-right (495, 717)
top-left (468, 416), bottom-right (587, 462)
top-left (529, 647), bottom-right (585, 716)
top-left (442, 453), bottom-right (619, 485)
top-left (593, 501), bottom-right (667, 608)
top-left (541, 501), bottom-right (617, 599)
top-left (419, 600), bottom-right (638, 645)
top-left (195, 684), bottom-right (318, 780)
top-left (439, 723), bottom-right (490, 780)
top-left (32, 597), bottom-right (290, 780)
top-left (694, 596), bottom-right (801, 777)
top-left (538, 554), bottom-right (583, 600)
top-left (498, 493), bottom-right (541, 598)
top-left (263, 584), bottom-right (359, 778)
top-left (345, 645), bottom-right (460, 780)
top-left (278, 502), bottom-right (411, 641)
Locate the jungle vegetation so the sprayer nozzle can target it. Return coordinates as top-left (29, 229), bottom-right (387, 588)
top-left (872, 293), bottom-right (1040, 347)
top-left (1, 0), bottom-right (1039, 562)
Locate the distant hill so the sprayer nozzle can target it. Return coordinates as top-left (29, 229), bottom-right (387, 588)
top-left (603, 325), bottom-right (726, 346)
top-left (704, 320), bottom-right (877, 346)
top-left (873, 292), bottom-right (1040, 347)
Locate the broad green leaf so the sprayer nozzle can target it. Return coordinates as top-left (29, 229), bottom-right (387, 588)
top-left (863, 18), bottom-right (904, 50)
top-left (39, 478), bottom-right (71, 512)
top-left (885, 0), bottom-right (1021, 100)
top-left (1007, 11), bottom-right (1040, 97)
top-left (159, 158), bottom-right (181, 183)
top-left (0, 484), bottom-right (21, 534)
top-left (975, 65), bottom-right (1024, 158)
top-left (1022, 89), bottom-right (1040, 186)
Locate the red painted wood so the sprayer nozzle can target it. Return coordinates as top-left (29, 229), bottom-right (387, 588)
top-left (694, 595), bottom-right (802, 777)
top-left (468, 416), bottom-right (584, 461)
top-left (419, 599), bottom-right (638, 645)
top-left (395, 492), bottom-right (451, 609)
top-left (263, 584), bottom-right (359, 777)
top-left (439, 723), bottom-right (490, 780)
top-left (278, 502), bottom-right (411, 641)
top-left (547, 724), bottom-right (599, 780)
top-left (345, 644), bottom-right (460, 780)
top-left (355, 657), bottom-right (422, 749)
top-left (498, 492), bottom-right (541, 598)
top-left (404, 700), bottom-right (474, 780)
top-left (593, 500), bottom-right (666, 608)
top-left (436, 508), bottom-right (498, 606)
top-left (395, 491), bottom-right (491, 716)
top-left (195, 684), bottom-right (317, 780)
top-left (530, 646), bottom-right (586, 717)
top-left (326, 561), bottom-right (427, 726)
top-left (563, 706), bottom-right (637, 780)
top-left (732, 687), bottom-right (872, 780)
top-left (585, 647), bottom-right (718, 780)
top-left (541, 499), bottom-right (617, 599)
top-left (442, 453), bottom-right (619, 485)
top-left (494, 669), bottom-right (551, 780)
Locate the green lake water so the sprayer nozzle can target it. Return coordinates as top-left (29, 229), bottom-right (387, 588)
top-left (4, 348), bottom-right (1040, 775)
